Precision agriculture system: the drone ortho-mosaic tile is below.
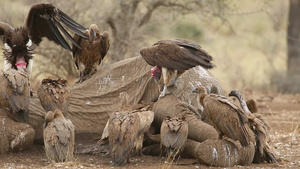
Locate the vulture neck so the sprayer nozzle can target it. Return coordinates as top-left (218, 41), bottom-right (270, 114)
top-left (199, 93), bottom-right (207, 106)
top-left (236, 94), bottom-right (251, 116)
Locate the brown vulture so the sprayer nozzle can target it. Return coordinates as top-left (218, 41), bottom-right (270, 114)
top-left (37, 78), bottom-right (69, 117)
top-left (140, 39), bottom-right (214, 98)
top-left (0, 68), bottom-right (30, 122)
top-left (229, 89), bottom-right (278, 164)
top-left (43, 109), bottom-right (75, 162)
top-left (72, 24), bottom-right (110, 83)
top-left (192, 86), bottom-right (254, 147)
top-left (0, 3), bottom-right (88, 75)
top-left (160, 116), bottom-right (188, 158)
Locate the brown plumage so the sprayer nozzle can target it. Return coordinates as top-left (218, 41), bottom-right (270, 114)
top-left (72, 24), bottom-right (110, 82)
top-left (229, 89), bottom-right (278, 164)
top-left (160, 116), bottom-right (188, 158)
top-left (108, 111), bottom-right (141, 166)
top-left (43, 109), bottom-right (75, 162)
top-left (0, 69), bottom-right (30, 122)
top-left (192, 86), bottom-right (253, 147)
top-left (37, 78), bottom-right (69, 117)
top-left (0, 3), bottom-right (88, 74)
top-left (140, 39), bottom-right (214, 98)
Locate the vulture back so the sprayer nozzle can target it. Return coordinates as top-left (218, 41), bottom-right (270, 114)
top-left (43, 109), bottom-right (75, 162)
top-left (0, 69), bottom-right (30, 122)
top-left (37, 78), bottom-right (69, 117)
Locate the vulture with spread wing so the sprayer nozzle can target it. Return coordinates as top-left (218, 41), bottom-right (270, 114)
top-left (72, 24), bottom-right (110, 83)
top-left (140, 39), bottom-right (214, 98)
top-left (43, 109), bottom-right (75, 162)
top-left (193, 86), bottom-right (254, 147)
top-left (229, 89), bottom-right (278, 164)
top-left (0, 68), bottom-right (30, 122)
top-left (0, 3), bottom-right (88, 75)
top-left (160, 116), bottom-right (188, 158)
top-left (37, 78), bottom-right (69, 117)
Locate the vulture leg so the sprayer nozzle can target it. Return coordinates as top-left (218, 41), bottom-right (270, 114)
top-left (159, 85), bottom-right (170, 98)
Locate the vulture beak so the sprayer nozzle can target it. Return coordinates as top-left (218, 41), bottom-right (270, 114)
top-left (192, 88), bottom-right (198, 93)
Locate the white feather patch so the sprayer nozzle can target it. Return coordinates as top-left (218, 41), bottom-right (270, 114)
top-left (4, 60), bottom-right (12, 71)
top-left (26, 39), bottom-right (33, 48)
top-left (4, 43), bottom-right (11, 52)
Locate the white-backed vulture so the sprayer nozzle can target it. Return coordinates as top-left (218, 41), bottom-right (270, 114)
top-left (140, 39), bottom-right (214, 98)
top-left (72, 24), bottom-right (110, 83)
top-left (0, 68), bottom-right (30, 122)
top-left (229, 89), bottom-right (278, 164)
top-left (160, 116), bottom-right (188, 158)
top-left (0, 3), bottom-right (88, 75)
top-left (192, 86), bottom-right (254, 147)
top-left (43, 109), bottom-right (75, 162)
top-left (37, 78), bottom-right (69, 117)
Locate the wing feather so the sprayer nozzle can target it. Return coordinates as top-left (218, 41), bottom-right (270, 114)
top-left (0, 22), bottom-right (14, 36)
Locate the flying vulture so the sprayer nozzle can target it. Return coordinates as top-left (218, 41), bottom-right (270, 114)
top-left (43, 109), bottom-right (75, 162)
top-left (72, 24), bottom-right (110, 83)
top-left (192, 86), bottom-right (254, 147)
top-left (37, 78), bottom-right (69, 117)
top-left (160, 116), bottom-right (188, 158)
top-left (229, 89), bottom-right (278, 164)
top-left (0, 68), bottom-right (30, 122)
top-left (140, 39), bottom-right (214, 98)
top-left (0, 3), bottom-right (88, 75)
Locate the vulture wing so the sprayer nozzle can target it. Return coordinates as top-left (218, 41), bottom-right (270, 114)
top-left (203, 95), bottom-right (251, 146)
top-left (140, 39), bottom-right (214, 72)
top-left (1, 69), bottom-right (30, 122)
top-left (25, 3), bottom-right (88, 51)
top-left (0, 22), bottom-right (14, 36)
top-left (37, 78), bottom-right (69, 117)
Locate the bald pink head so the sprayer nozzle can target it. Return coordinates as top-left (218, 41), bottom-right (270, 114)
top-left (151, 66), bottom-right (161, 83)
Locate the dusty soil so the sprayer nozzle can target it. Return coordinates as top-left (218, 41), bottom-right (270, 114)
top-left (0, 91), bottom-right (300, 169)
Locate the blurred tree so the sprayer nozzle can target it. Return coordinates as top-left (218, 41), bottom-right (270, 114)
top-left (287, 0), bottom-right (300, 75)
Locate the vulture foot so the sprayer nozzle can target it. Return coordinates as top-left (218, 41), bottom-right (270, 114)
top-left (158, 85), bottom-right (170, 99)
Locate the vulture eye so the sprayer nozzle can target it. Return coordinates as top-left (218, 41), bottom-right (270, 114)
top-left (4, 43), bottom-right (12, 52)
top-left (26, 39), bottom-right (33, 48)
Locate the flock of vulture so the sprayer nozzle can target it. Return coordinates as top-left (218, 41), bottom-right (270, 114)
top-left (0, 2), bottom-right (278, 167)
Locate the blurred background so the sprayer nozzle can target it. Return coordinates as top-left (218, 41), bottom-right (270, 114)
top-left (0, 0), bottom-right (296, 93)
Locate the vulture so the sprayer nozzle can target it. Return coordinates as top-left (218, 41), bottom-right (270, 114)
top-left (72, 24), bottom-right (110, 83)
top-left (37, 78), bottom-right (69, 117)
top-left (0, 68), bottom-right (30, 122)
top-left (0, 3), bottom-right (88, 75)
top-left (140, 39), bottom-right (214, 98)
top-left (160, 116), bottom-right (188, 158)
top-left (43, 109), bottom-right (75, 162)
top-left (229, 89), bottom-right (278, 164)
top-left (192, 86), bottom-right (254, 147)
top-left (108, 111), bottom-right (141, 166)
top-left (100, 92), bottom-right (154, 166)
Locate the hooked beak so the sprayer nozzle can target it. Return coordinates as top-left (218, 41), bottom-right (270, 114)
top-left (192, 88), bottom-right (198, 93)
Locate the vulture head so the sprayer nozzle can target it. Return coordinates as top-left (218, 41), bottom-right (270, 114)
top-left (228, 89), bottom-right (241, 99)
top-left (151, 66), bottom-right (161, 83)
top-left (192, 86), bottom-right (207, 95)
top-left (44, 110), bottom-right (55, 128)
top-left (3, 27), bottom-right (35, 71)
top-left (88, 24), bottom-right (100, 42)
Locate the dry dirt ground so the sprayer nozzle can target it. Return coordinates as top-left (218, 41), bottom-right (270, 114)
top-left (0, 91), bottom-right (300, 169)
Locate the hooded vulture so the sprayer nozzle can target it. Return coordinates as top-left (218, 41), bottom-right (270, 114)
top-left (192, 86), bottom-right (254, 147)
top-left (160, 115), bottom-right (188, 158)
top-left (72, 24), bottom-right (110, 83)
top-left (37, 78), bottom-right (69, 117)
top-left (140, 39), bottom-right (214, 98)
top-left (229, 89), bottom-right (278, 164)
top-left (43, 109), bottom-right (75, 162)
top-left (0, 68), bottom-right (30, 122)
top-left (0, 3), bottom-right (88, 75)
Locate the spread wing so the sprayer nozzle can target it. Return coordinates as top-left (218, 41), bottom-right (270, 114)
top-left (25, 3), bottom-right (88, 51)
top-left (203, 96), bottom-right (251, 146)
top-left (37, 78), bottom-right (69, 117)
top-left (140, 39), bottom-right (214, 72)
top-left (0, 22), bottom-right (14, 36)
